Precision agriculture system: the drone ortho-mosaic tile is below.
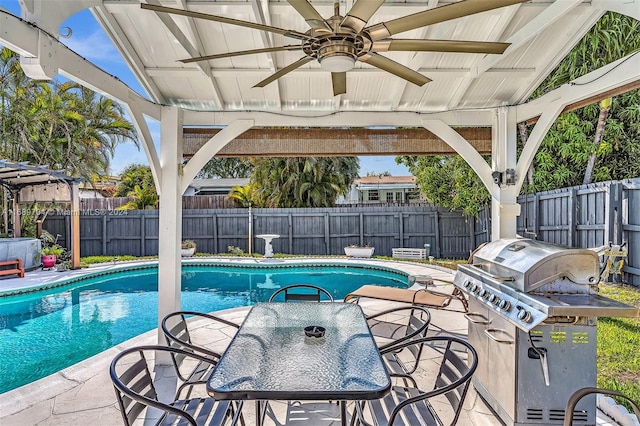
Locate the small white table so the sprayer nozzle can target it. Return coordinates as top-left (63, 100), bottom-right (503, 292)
top-left (256, 234), bottom-right (279, 258)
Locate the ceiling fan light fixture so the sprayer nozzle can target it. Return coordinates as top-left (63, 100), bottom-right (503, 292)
top-left (320, 54), bottom-right (356, 72)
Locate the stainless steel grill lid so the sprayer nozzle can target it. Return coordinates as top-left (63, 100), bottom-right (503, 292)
top-left (470, 238), bottom-right (599, 292)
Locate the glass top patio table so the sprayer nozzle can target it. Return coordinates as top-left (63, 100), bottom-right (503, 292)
top-left (206, 302), bottom-right (391, 401)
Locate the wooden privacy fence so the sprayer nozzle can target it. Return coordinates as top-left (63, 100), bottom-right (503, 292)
top-left (42, 206), bottom-right (483, 260)
top-left (517, 178), bottom-right (640, 286)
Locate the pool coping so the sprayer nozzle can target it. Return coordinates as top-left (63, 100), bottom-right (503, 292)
top-left (0, 256), bottom-right (455, 297)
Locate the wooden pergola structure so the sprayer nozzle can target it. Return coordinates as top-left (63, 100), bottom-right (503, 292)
top-left (0, 160), bottom-right (83, 269)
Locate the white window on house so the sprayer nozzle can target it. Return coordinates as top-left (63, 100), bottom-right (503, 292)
top-left (368, 190), bottom-right (379, 201)
top-left (386, 192), bottom-right (394, 203)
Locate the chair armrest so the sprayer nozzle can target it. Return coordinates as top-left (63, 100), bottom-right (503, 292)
top-left (564, 387), bottom-right (640, 426)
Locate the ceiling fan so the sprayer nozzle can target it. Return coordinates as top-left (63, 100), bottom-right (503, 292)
top-left (141, 0), bottom-right (526, 96)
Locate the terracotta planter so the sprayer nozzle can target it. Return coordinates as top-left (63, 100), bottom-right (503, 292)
top-left (42, 254), bottom-right (57, 268)
top-left (344, 247), bottom-right (375, 258)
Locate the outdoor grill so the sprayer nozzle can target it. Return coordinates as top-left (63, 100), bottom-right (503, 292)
top-left (453, 238), bottom-right (639, 426)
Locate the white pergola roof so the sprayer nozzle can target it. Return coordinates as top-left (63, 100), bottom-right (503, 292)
top-left (92, 0), bottom-right (601, 116)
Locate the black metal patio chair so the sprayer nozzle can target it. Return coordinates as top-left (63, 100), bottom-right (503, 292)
top-left (268, 284), bottom-right (334, 302)
top-left (162, 311), bottom-right (240, 399)
top-left (351, 336), bottom-right (478, 426)
top-left (564, 387), bottom-right (640, 426)
top-left (110, 345), bottom-right (244, 426)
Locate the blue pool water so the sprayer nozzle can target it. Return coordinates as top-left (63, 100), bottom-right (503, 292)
top-left (0, 263), bottom-right (406, 394)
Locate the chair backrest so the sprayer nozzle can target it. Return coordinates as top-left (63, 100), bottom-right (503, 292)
top-left (161, 311), bottom-right (237, 381)
top-left (564, 387), bottom-right (640, 426)
top-left (110, 345), bottom-right (207, 426)
top-left (381, 335), bottom-right (478, 425)
top-left (367, 306), bottom-right (431, 352)
top-left (268, 284), bottom-right (334, 302)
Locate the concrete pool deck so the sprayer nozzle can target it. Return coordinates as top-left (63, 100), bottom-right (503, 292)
top-left (0, 257), bottom-right (633, 425)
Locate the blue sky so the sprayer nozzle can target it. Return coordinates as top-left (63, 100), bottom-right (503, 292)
top-left (0, 1), bottom-right (410, 177)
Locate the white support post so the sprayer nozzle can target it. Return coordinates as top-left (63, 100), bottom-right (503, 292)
top-left (490, 106), bottom-right (520, 240)
top-left (157, 106), bottom-right (183, 348)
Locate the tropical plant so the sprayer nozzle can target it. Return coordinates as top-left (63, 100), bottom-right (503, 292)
top-left (181, 240), bottom-right (197, 249)
top-left (250, 157), bottom-right (359, 208)
top-left (0, 48), bottom-right (137, 181)
top-left (114, 164), bottom-right (155, 197)
top-left (530, 12), bottom-right (640, 186)
top-left (41, 244), bottom-right (64, 256)
top-left (117, 185), bottom-right (159, 210)
top-left (227, 185), bottom-right (256, 207)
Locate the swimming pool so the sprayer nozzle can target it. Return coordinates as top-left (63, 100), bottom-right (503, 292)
top-left (0, 262), bottom-right (407, 394)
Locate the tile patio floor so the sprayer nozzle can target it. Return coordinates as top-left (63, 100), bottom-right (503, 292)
top-left (0, 258), bottom-right (628, 425)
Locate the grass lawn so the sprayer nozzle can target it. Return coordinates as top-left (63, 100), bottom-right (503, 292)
top-left (597, 283), bottom-right (640, 408)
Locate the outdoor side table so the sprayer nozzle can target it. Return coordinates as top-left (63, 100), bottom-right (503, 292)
top-left (206, 302), bottom-right (391, 426)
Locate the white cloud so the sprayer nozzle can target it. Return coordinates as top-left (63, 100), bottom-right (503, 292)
top-left (63, 29), bottom-right (123, 65)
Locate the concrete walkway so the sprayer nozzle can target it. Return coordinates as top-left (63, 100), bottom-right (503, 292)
top-left (0, 258), bottom-right (627, 425)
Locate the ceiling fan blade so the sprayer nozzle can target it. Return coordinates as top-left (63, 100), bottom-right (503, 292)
top-left (365, 0), bottom-right (527, 40)
top-left (373, 39), bottom-right (510, 54)
top-left (359, 53), bottom-right (431, 86)
top-left (332, 72), bottom-right (347, 96)
top-left (253, 57), bottom-right (314, 88)
top-left (180, 45), bottom-right (303, 63)
top-left (287, 0), bottom-right (331, 30)
top-left (341, 0), bottom-right (385, 33)
top-left (141, 3), bottom-right (310, 40)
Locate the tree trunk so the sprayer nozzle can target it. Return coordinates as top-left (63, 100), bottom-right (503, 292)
top-left (583, 98), bottom-right (611, 185)
top-left (518, 122), bottom-right (534, 185)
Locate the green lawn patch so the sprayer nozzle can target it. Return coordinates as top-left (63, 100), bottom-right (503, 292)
top-left (597, 283), bottom-right (640, 409)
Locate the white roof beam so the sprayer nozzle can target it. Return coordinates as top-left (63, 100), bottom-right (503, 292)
top-left (183, 109), bottom-right (494, 128)
top-left (145, 0), bottom-right (224, 109)
top-left (516, 51), bottom-right (640, 123)
top-left (474, 1), bottom-right (583, 76)
top-left (250, 0), bottom-right (282, 110)
top-left (592, 0), bottom-right (640, 20)
top-left (92, 6), bottom-right (166, 103)
top-left (446, 2), bottom-right (521, 109)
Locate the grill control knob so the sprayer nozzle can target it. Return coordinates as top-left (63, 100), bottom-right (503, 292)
top-left (470, 284), bottom-right (478, 293)
top-left (487, 294), bottom-right (497, 304)
top-left (463, 280), bottom-right (471, 289)
top-left (498, 300), bottom-right (511, 311)
top-left (517, 308), bottom-right (532, 323)
top-left (478, 289), bottom-right (488, 298)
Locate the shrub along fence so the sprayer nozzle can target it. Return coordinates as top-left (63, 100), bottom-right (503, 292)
top-left (43, 205), bottom-right (483, 260)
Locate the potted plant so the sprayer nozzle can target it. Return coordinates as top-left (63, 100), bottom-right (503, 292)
top-left (181, 240), bottom-right (197, 257)
top-left (41, 245), bottom-right (64, 268)
top-left (344, 244), bottom-right (375, 258)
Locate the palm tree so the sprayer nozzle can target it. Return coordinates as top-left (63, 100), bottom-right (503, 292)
top-left (117, 185), bottom-right (159, 210)
top-left (0, 48), bottom-right (137, 181)
top-left (227, 185), bottom-right (255, 207)
top-left (251, 157), bottom-right (359, 208)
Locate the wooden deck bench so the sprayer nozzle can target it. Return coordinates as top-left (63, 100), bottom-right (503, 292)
top-left (0, 259), bottom-right (25, 278)
top-left (392, 247), bottom-right (427, 260)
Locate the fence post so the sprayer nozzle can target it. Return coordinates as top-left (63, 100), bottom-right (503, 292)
top-left (102, 214), bottom-right (108, 255)
top-left (434, 211), bottom-right (441, 258)
top-left (324, 212), bottom-right (330, 255)
top-left (359, 213), bottom-right (364, 246)
top-left (212, 214), bottom-right (218, 254)
top-left (140, 214), bottom-right (146, 257)
top-left (606, 182), bottom-right (623, 245)
top-left (568, 188), bottom-right (577, 247)
top-left (398, 212), bottom-right (404, 248)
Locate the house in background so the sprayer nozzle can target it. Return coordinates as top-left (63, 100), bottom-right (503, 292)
top-left (339, 176), bottom-right (423, 205)
top-left (184, 178), bottom-right (250, 196)
top-left (78, 176), bottom-right (121, 198)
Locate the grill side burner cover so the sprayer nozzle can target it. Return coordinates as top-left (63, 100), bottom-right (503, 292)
top-left (471, 238), bottom-right (600, 293)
